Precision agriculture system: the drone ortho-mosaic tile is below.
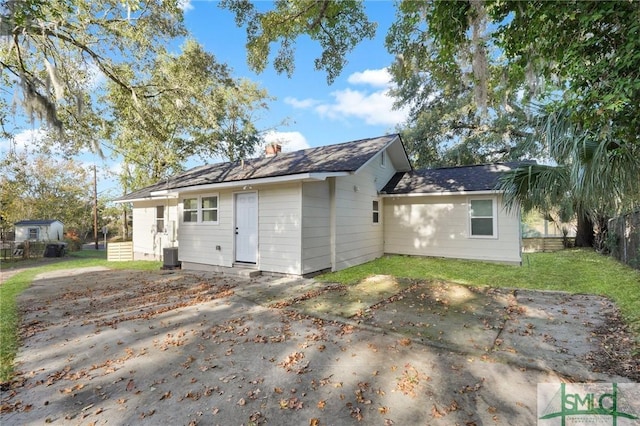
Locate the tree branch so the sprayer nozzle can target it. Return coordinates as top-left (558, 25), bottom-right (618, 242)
top-left (451, 122), bottom-right (531, 138)
top-left (308, 0), bottom-right (330, 31)
top-left (39, 27), bottom-right (133, 94)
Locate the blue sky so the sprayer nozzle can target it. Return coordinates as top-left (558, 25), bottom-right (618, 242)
top-left (3, 1), bottom-right (407, 196)
top-left (183, 1), bottom-right (406, 149)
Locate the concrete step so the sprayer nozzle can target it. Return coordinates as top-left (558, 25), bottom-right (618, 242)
top-left (227, 265), bottom-right (262, 278)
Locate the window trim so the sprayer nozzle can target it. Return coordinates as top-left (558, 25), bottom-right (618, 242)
top-left (182, 197), bottom-right (198, 223)
top-left (468, 197), bottom-right (498, 239)
top-left (28, 227), bottom-right (39, 240)
top-left (372, 199), bottom-right (380, 225)
top-left (155, 205), bottom-right (165, 233)
top-left (200, 195), bottom-right (219, 223)
top-left (181, 194), bottom-right (220, 225)
top-left (380, 151), bottom-right (386, 168)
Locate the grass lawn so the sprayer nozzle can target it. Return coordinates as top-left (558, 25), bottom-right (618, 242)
top-left (0, 251), bottom-right (160, 382)
top-left (317, 249), bottom-right (640, 337)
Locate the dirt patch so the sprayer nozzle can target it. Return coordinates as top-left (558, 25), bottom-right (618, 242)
top-left (1, 269), bottom-right (637, 426)
top-left (585, 308), bottom-right (640, 382)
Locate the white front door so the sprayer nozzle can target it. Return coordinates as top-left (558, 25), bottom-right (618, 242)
top-left (235, 192), bottom-right (258, 263)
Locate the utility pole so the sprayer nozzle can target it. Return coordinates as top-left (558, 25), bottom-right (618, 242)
top-left (93, 165), bottom-right (98, 250)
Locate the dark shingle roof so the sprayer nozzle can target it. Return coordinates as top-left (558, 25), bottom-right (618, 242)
top-left (381, 162), bottom-right (527, 194)
top-left (15, 219), bottom-right (62, 226)
top-left (117, 134), bottom-right (400, 202)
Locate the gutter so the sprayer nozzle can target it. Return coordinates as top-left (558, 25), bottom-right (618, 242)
top-left (379, 190), bottom-right (503, 198)
top-left (114, 171), bottom-right (350, 203)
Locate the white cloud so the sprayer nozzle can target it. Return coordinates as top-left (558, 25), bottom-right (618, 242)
top-left (347, 68), bottom-right (393, 88)
top-left (263, 130), bottom-right (310, 152)
top-left (0, 128), bottom-right (46, 153)
top-left (317, 88), bottom-right (408, 127)
top-left (178, 0), bottom-right (194, 12)
top-left (284, 97), bottom-right (318, 109)
top-left (284, 68), bottom-right (409, 128)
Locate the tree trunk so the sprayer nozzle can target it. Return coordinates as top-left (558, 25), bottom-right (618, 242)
top-left (575, 213), bottom-right (595, 247)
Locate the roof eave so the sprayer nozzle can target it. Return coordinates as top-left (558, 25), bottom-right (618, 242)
top-left (113, 195), bottom-right (175, 204)
top-left (380, 189), bottom-right (503, 197)
top-left (161, 171), bottom-right (351, 197)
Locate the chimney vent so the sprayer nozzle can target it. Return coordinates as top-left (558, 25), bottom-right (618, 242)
top-left (265, 143), bottom-right (282, 157)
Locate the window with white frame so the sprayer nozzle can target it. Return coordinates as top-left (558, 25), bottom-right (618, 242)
top-left (182, 195), bottom-right (219, 224)
top-left (201, 196), bottom-right (218, 222)
top-left (372, 199), bottom-right (380, 224)
top-left (28, 228), bottom-right (39, 240)
top-left (183, 198), bottom-right (198, 222)
top-left (156, 206), bottom-right (165, 233)
top-left (469, 198), bottom-right (496, 237)
top-left (380, 151), bottom-right (386, 168)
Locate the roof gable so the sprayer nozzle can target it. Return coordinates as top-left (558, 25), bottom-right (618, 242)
top-left (381, 162), bottom-right (529, 195)
top-left (117, 134), bottom-right (405, 202)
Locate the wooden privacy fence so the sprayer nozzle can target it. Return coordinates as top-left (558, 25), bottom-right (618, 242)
top-left (608, 210), bottom-right (640, 269)
top-left (107, 241), bottom-right (133, 261)
top-left (522, 237), bottom-right (566, 253)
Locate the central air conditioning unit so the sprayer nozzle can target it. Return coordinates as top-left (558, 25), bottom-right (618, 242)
top-left (162, 247), bottom-right (180, 269)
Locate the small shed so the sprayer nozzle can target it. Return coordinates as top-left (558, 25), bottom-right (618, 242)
top-left (14, 220), bottom-right (64, 242)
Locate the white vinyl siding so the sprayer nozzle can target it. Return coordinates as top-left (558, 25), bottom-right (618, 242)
top-left (301, 180), bottom-right (331, 274)
top-left (333, 153), bottom-right (396, 271)
top-left (131, 200), bottom-right (178, 261)
top-left (383, 194), bottom-right (521, 264)
top-left (177, 184), bottom-right (303, 274)
top-left (258, 183), bottom-right (302, 275)
top-left (15, 221), bottom-right (64, 242)
top-left (178, 190), bottom-right (232, 268)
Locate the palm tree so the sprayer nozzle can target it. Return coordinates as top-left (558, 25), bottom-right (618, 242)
top-left (499, 108), bottom-right (640, 248)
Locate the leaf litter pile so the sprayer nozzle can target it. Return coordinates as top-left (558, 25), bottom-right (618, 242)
top-left (1, 269), bottom-right (636, 425)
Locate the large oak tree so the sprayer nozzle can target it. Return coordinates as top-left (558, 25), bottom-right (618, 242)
top-left (1, 0), bottom-right (186, 140)
top-left (223, 0), bottom-right (640, 246)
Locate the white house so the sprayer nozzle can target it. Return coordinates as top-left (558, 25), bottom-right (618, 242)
top-left (115, 134), bottom-right (522, 275)
top-left (14, 220), bottom-right (64, 242)
top-left (380, 164), bottom-right (522, 264)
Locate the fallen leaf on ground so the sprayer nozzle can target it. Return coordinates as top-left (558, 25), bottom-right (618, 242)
top-left (431, 404), bottom-right (444, 418)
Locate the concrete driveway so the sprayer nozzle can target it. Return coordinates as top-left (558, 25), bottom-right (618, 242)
top-left (1, 268), bottom-right (636, 425)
